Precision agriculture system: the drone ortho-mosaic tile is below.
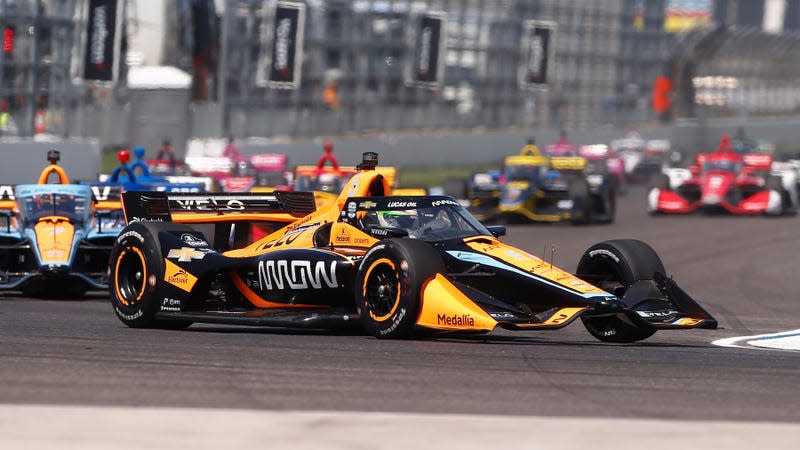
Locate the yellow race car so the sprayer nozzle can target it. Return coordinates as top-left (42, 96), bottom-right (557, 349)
top-left (462, 143), bottom-right (616, 224)
top-left (109, 153), bottom-right (715, 341)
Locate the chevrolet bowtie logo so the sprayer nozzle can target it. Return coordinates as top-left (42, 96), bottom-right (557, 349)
top-left (167, 247), bottom-right (207, 262)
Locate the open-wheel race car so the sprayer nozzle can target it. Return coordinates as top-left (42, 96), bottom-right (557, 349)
top-left (496, 144), bottom-right (616, 224)
top-left (0, 151), bottom-right (126, 297)
top-left (649, 144), bottom-right (796, 215)
top-left (109, 153), bottom-right (716, 342)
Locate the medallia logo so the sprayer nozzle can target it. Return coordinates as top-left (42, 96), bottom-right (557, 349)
top-left (437, 313), bottom-right (475, 327)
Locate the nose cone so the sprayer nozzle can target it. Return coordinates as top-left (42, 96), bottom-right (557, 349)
top-left (34, 218), bottom-right (74, 264)
top-left (501, 181), bottom-right (530, 206)
top-left (701, 172), bottom-right (734, 205)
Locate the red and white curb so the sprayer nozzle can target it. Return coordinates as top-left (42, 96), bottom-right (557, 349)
top-left (713, 329), bottom-right (800, 351)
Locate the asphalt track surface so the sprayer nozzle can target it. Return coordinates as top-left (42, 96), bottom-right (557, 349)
top-left (2, 186), bottom-right (800, 443)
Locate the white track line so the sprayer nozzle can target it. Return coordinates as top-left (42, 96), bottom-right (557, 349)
top-left (2, 405), bottom-right (800, 450)
top-left (713, 328), bottom-right (800, 351)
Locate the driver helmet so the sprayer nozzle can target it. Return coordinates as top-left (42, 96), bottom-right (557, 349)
top-left (377, 210), bottom-right (418, 229)
top-left (234, 160), bottom-right (251, 176)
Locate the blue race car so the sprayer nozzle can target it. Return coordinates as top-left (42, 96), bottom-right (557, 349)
top-left (0, 151), bottom-right (125, 297)
top-left (94, 148), bottom-right (211, 194)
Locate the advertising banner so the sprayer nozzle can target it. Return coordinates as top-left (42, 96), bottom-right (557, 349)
top-left (265, 1), bottom-right (306, 89)
top-left (664, 0), bottom-right (712, 32)
top-left (83, 0), bottom-right (123, 83)
top-left (407, 12), bottom-right (446, 86)
top-left (519, 20), bottom-right (556, 89)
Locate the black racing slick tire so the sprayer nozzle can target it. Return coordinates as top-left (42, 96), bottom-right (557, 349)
top-left (109, 222), bottom-right (194, 329)
top-left (356, 238), bottom-right (444, 339)
top-left (595, 179), bottom-right (617, 224)
top-left (569, 178), bottom-right (592, 225)
top-left (575, 239), bottom-right (664, 343)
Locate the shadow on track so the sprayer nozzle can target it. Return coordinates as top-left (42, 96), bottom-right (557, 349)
top-left (0, 291), bottom-right (109, 302)
top-left (183, 324), bottom-right (715, 349)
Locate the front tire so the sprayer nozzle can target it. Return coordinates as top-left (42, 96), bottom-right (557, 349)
top-left (766, 175), bottom-right (794, 215)
top-left (575, 239), bottom-right (663, 343)
top-left (355, 238), bottom-right (444, 338)
top-left (109, 222), bottom-right (194, 329)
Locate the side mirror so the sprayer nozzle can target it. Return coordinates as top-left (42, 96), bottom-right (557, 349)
top-left (486, 225), bottom-right (506, 237)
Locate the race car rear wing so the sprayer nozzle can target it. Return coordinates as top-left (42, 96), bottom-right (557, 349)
top-left (121, 190), bottom-right (316, 224)
top-left (550, 156), bottom-right (587, 171)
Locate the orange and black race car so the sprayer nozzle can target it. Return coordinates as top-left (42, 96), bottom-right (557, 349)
top-left (109, 153), bottom-right (716, 342)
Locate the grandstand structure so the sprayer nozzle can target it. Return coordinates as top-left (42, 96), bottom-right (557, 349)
top-left (2, 0), bottom-right (800, 141)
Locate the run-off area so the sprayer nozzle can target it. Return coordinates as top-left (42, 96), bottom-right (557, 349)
top-left (713, 329), bottom-right (800, 351)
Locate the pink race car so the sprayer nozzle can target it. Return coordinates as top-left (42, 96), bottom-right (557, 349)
top-left (186, 153), bottom-right (292, 192)
top-left (579, 144), bottom-right (626, 195)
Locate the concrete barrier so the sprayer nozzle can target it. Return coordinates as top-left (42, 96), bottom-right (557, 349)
top-left (0, 138), bottom-right (101, 184)
top-left (220, 117), bottom-right (800, 168)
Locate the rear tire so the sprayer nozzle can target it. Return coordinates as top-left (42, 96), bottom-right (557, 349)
top-left (109, 222), bottom-right (195, 329)
top-left (569, 178), bottom-right (591, 225)
top-left (576, 239), bottom-right (663, 343)
top-left (595, 179), bottom-right (616, 224)
top-left (355, 238), bottom-right (444, 338)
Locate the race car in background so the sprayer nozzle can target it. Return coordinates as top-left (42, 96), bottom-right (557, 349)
top-left (0, 151), bottom-right (125, 297)
top-left (183, 141), bottom-right (292, 192)
top-left (497, 147), bottom-right (616, 224)
top-left (99, 149), bottom-right (212, 193)
top-left (649, 145), bottom-right (796, 215)
top-left (293, 151), bottom-right (425, 209)
top-left (544, 141), bottom-right (578, 157)
top-left (443, 169), bottom-right (504, 222)
top-left (446, 142), bottom-right (615, 224)
top-left (579, 144), bottom-right (626, 195)
top-left (611, 130), bottom-right (672, 180)
top-left (108, 152), bottom-right (716, 342)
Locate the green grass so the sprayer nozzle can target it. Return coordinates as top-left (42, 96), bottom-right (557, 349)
top-left (101, 148), bottom-right (120, 173)
top-left (398, 164), bottom-right (496, 188)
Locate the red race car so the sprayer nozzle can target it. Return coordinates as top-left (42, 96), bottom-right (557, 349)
top-left (648, 145), bottom-right (796, 215)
